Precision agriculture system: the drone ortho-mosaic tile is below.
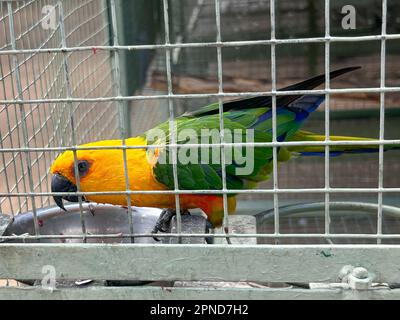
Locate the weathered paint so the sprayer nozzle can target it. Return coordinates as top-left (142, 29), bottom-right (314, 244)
top-left (0, 286), bottom-right (400, 300)
top-left (0, 244), bottom-right (399, 283)
top-left (319, 249), bottom-right (333, 258)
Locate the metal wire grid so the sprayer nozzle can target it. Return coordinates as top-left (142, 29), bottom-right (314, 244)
top-left (0, 0), bottom-right (119, 218)
top-left (0, 0), bottom-right (399, 243)
top-left (153, 0), bottom-right (400, 92)
top-left (139, 1), bottom-right (400, 198)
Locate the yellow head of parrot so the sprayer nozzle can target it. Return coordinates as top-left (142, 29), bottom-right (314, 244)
top-left (50, 138), bottom-right (142, 210)
top-left (49, 136), bottom-right (166, 210)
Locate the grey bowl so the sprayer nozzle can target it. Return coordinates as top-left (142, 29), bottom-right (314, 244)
top-left (3, 203), bottom-right (162, 244)
top-left (2, 203), bottom-right (164, 286)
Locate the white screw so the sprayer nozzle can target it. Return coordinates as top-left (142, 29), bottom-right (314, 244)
top-left (339, 265), bottom-right (372, 290)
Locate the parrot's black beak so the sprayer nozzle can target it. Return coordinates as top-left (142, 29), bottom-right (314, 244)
top-left (51, 174), bottom-right (79, 211)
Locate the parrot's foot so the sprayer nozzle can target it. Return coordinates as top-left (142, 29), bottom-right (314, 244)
top-left (204, 221), bottom-right (231, 244)
top-left (224, 226), bottom-right (232, 245)
top-left (151, 208), bottom-right (190, 241)
top-left (205, 220), bottom-right (214, 244)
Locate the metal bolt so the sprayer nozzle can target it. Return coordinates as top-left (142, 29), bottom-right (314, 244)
top-left (352, 267), bottom-right (369, 279)
top-left (339, 265), bottom-right (372, 290)
top-left (347, 266), bottom-right (371, 290)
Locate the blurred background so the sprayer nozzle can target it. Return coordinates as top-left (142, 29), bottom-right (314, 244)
top-left (0, 0), bottom-right (399, 243)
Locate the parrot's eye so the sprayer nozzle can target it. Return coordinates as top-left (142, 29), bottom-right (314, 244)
top-left (77, 160), bottom-right (90, 176)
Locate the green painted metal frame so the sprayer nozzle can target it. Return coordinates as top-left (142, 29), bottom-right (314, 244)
top-left (0, 244), bottom-right (400, 299)
top-left (0, 244), bottom-right (398, 282)
top-left (1, 285), bottom-right (400, 300)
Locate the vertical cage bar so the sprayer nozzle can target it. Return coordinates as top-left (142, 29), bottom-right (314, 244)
top-left (1, 3), bottom-right (28, 214)
top-left (0, 129), bottom-right (14, 215)
top-left (109, 0), bottom-right (134, 241)
top-left (7, 2), bottom-right (39, 233)
top-left (377, 0), bottom-right (387, 244)
top-left (163, 0), bottom-right (182, 236)
top-left (16, 4), bottom-right (45, 209)
top-left (30, 0), bottom-right (58, 208)
top-left (57, 0), bottom-right (87, 240)
top-left (324, 0), bottom-right (331, 237)
top-left (214, 0), bottom-right (230, 241)
top-left (0, 7), bottom-right (17, 214)
top-left (270, 0), bottom-right (279, 241)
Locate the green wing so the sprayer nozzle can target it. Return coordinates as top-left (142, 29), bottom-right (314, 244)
top-left (145, 106), bottom-right (301, 192)
top-left (144, 67), bottom-right (361, 192)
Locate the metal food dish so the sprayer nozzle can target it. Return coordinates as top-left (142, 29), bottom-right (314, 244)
top-left (1, 204), bottom-right (164, 286)
top-left (3, 203), bottom-right (162, 244)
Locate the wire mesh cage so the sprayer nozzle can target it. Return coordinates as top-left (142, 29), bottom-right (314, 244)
top-left (0, 0), bottom-right (120, 216)
top-left (0, 0), bottom-right (400, 298)
top-left (132, 0), bottom-right (400, 244)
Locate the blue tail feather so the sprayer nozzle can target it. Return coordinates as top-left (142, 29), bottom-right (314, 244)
top-left (252, 94), bottom-right (325, 129)
top-left (287, 95), bottom-right (325, 122)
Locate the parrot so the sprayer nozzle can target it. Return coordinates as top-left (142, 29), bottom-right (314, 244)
top-left (50, 66), bottom-right (399, 236)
